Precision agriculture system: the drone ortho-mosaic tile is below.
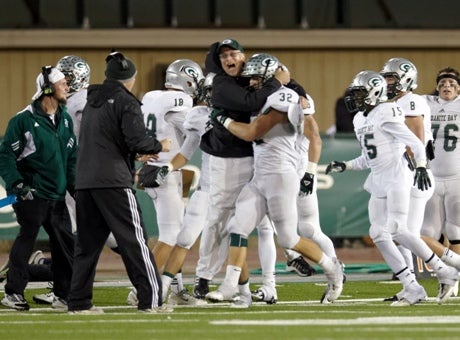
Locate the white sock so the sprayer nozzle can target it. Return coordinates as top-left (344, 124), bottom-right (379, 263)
top-left (262, 272), bottom-right (276, 289)
top-left (223, 265), bottom-right (241, 289)
top-left (396, 268), bottom-right (417, 287)
top-left (441, 249), bottom-right (460, 270)
top-left (170, 273), bottom-right (184, 294)
top-left (426, 253), bottom-right (445, 272)
top-left (318, 253), bottom-right (333, 273)
top-left (238, 281), bottom-right (251, 296)
top-left (161, 274), bottom-right (173, 301)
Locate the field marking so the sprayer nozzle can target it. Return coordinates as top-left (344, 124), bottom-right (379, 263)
top-left (210, 315), bottom-right (460, 326)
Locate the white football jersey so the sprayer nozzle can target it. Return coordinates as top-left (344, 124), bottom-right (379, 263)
top-left (397, 92), bottom-right (433, 144)
top-left (350, 102), bottom-right (426, 197)
top-left (425, 95), bottom-right (460, 178)
top-left (254, 86), bottom-right (300, 176)
top-left (141, 90), bottom-right (193, 165)
top-left (66, 89), bottom-right (87, 140)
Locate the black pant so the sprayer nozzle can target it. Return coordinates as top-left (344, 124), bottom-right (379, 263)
top-left (68, 188), bottom-right (162, 311)
top-left (6, 198), bottom-right (74, 299)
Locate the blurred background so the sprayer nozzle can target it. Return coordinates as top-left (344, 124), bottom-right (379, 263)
top-left (1, 0), bottom-right (459, 245)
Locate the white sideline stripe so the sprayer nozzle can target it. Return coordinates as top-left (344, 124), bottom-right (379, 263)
top-left (210, 316), bottom-right (460, 326)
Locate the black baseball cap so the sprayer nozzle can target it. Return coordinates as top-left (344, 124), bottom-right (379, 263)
top-left (218, 38), bottom-right (244, 52)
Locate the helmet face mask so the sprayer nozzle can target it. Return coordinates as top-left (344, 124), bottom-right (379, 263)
top-left (56, 55), bottom-right (90, 93)
top-left (197, 72), bottom-right (215, 106)
top-left (164, 59), bottom-right (204, 98)
top-left (380, 58), bottom-right (418, 98)
top-left (345, 71), bottom-right (387, 113)
top-left (241, 53), bottom-right (279, 83)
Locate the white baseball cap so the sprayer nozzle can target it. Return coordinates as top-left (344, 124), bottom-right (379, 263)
top-left (32, 67), bottom-right (65, 100)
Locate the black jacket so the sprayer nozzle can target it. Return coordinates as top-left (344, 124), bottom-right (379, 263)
top-left (200, 73), bottom-right (282, 157)
top-left (201, 42), bottom-right (307, 158)
top-left (76, 80), bottom-right (162, 189)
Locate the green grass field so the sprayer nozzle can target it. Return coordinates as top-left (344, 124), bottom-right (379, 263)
top-left (1, 278), bottom-right (460, 340)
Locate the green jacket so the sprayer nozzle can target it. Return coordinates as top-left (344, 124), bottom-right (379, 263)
top-left (0, 101), bottom-right (77, 200)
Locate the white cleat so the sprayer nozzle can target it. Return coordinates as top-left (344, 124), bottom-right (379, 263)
top-left (126, 287), bottom-right (138, 306)
top-left (205, 285), bottom-right (239, 303)
top-left (68, 306), bottom-right (104, 315)
top-left (231, 293), bottom-right (251, 309)
top-left (251, 286), bottom-right (278, 304)
top-left (168, 289), bottom-right (207, 306)
top-left (321, 259), bottom-right (344, 303)
top-left (436, 283), bottom-right (456, 305)
top-left (390, 283), bottom-right (427, 307)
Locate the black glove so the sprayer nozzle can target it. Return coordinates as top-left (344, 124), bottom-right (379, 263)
top-left (414, 167), bottom-right (431, 191)
top-left (209, 108), bottom-right (230, 126)
top-left (12, 183), bottom-right (35, 201)
top-left (403, 151), bottom-right (415, 171)
top-left (426, 140), bottom-right (435, 161)
top-left (325, 161), bottom-right (346, 175)
top-left (299, 172), bottom-right (315, 196)
top-left (137, 164), bottom-right (170, 188)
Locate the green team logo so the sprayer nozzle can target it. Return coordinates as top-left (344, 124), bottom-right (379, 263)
top-left (261, 57), bottom-right (276, 68)
top-left (399, 63), bottom-right (411, 73)
top-left (368, 76), bottom-right (383, 88)
top-left (182, 66), bottom-right (199, 80)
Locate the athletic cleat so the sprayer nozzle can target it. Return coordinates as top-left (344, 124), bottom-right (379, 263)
top-left (28, 250), bottom-right (45, 265)
top-left (436, 283), bottom-right (456, 304)
top-left (321, 259), bottom-right (344, 303)
top-left (51, 296), bottom-right (68, 311)
top-left (68, 306), bottom-right (104, 315)
top-left (205, 285), bottom-right (239, 303)
top-left (390, 283), bottom-right (427, 307)
top-left (436, 265), bottom-right (458, 287)
top-left (193, 277), bottom-right (209, 299)
top-left (138, 305), bottom-right (174, 313)
top-left (168, 289), bottom-right (207, 306)
top-left (33, 291), bottom-right (55, 304)
top-left (286, 256), bottom-right (316, 277)
top-left (231, 292), bottom-right (251, 309)
top-left (251, 286), bottom-right (278, 304)
top-left (1, 293), bottom-right (30, 311)
top-left (127, 287), bottom-right (138, 306)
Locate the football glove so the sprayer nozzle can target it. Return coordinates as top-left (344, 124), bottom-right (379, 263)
top-left (414, 167), bottom-right (431, 191)
top-left (209, 108), bottom-right (230, 126)
top-left (299, 172), bottom-right (315, 196)
top-left (137, 164), bottom-right (170, 188)
top-left (325, 161), bottom-right (346, 175)
top-left (13, 182), bottom-right (35, 201)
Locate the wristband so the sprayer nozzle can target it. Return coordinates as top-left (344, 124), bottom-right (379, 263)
top-left (223, 118), bottom-right (234, 129)
top-left (415, 159), bottom-right (427, 168)
top-left (306, 162), bottom-right (317, 175)
top-left (166, 163), bottom-right (174, 172)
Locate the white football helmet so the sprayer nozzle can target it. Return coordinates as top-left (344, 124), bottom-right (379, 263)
top-left (164, 59), bottom-right (204, 98)
top-left (344, 71), bottom-right (388, 113)
top-left (380, 57), bottom-right (418, 96)
top-left (241, 53), bottom-right (279, 81)
top-left (56, 55), bottom-right (90, 92)
top-left (198, 72), bottom-right (216, 106)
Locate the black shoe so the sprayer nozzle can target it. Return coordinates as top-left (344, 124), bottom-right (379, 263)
top-left (286, 256), bottom-right (316, 277)
top-left (193, 277), bottom-right (209, 299)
